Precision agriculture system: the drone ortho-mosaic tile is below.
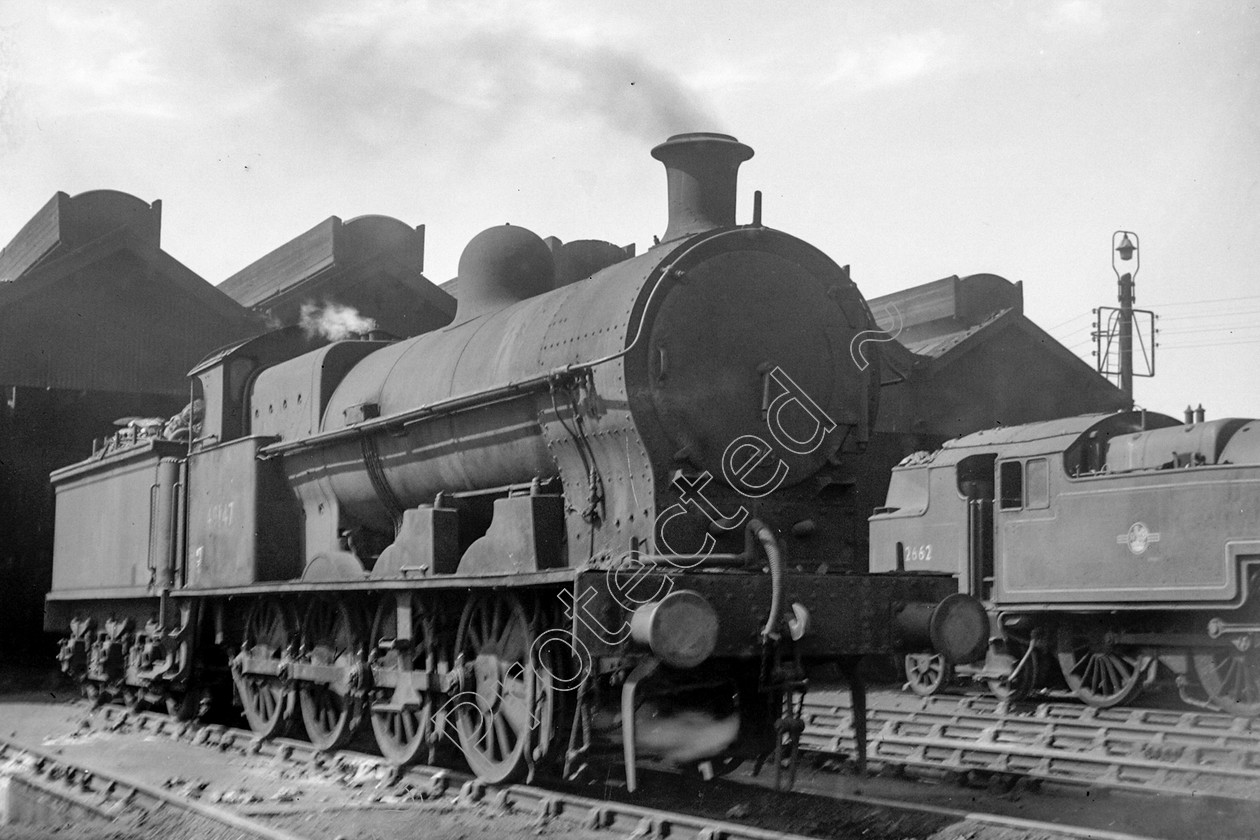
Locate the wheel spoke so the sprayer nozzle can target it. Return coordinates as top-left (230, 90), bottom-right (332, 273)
top-left (478, 603), bottom-right (492, 647)
top-left (1097, 655), bottom-right (1118, 693)
top-left (492, 711), bottom-right (513, 758)
top-left (1224, 659), bottom-right (1242, 693)
top-left (490, 598), bottom-right (505, 645)
top-left (1094, 656), bottom-right (1113, 694)
top-left (1118, 653), bottom-right (1137, 683)
top-left (500, 687), bottom-right (530, 734)
top-left (1069, 652), bottom-right (1088, 680)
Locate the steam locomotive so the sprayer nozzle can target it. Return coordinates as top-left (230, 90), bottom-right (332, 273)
top-left (46, 133), bottom-right (985, 787)
top-left (871, 410), bottom-right (1260, 715)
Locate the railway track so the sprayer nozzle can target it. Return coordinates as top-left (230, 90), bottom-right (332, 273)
top-left (13, 692), bottom-right (1253, 839)
top-left (0, 732), bottom-right (304, 840)
top-left (83, 705), bottom-right (1224, 840)
top-left (67, 705), bottom-right (833, 840)
top-left (802, 691), bottom-right (1260, 801)
top-left (58, 701), bottom-right (1172, 840)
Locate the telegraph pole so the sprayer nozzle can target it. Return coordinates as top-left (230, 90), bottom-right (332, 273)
top-left (1112, 231), bottom-right (1138, 400)
top-left (1094, 231), bottom-right (1155, 400)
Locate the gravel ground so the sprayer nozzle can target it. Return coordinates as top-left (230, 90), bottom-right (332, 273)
top-left (4, 664), bottom-right (1259, 839)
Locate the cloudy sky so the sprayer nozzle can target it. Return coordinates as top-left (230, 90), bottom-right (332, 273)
top-left (1, 1), bottom-right (1257, 417)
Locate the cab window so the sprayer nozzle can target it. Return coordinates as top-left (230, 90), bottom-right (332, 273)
top-left (956, 453), bottom-right (996, 499)
top-left (878, 467), bottom-right (930, 515)
top-left (999, 460), bottom-right (1023, 510)
top-left (1026, 458), bottom-right (1050, 509)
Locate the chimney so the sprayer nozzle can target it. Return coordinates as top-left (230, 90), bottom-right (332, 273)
top-left (651, 133), bottom-right (753, 244)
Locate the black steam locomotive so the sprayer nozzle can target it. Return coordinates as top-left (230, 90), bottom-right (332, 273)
top-left (872, 410), bottom-right (1260, 715)
top-left (46, 134), bottom-right (985, 788)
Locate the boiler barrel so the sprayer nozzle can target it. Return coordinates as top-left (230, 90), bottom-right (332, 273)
top-left (305, 256), bottom-right (650, 532)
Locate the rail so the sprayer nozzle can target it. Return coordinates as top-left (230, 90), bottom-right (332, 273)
top-left (801, 692), bottom-right (1260, 802)
top-left (0, 733), bottom-right (306, 840)
top-left (93, 706), bottom-right (829, 840)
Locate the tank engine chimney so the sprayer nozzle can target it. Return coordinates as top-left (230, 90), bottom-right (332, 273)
top-left (652, 133), bottom-right (754, 244)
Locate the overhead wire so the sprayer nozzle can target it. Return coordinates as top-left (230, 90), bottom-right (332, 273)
top-left (1162, 337), bottom-right (1260, 349)
top-left (1044, 311), bottom-right (1093, 332)
top-left (1158, 325), bottom-right (1260, 336)
top-left (1052, 322), bottom-right (1096, 340)
top-left (1144, 293), bottom-right (1260, 308)
top-left (1158, 307), bottom-right (1260, 322)
top-left (1045, 290), bottom-right (1260, 365)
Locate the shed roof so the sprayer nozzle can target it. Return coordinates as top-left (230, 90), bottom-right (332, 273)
top-left (219, 215), bottom-right (416, 306)
top-left (901, 307), bottom-right (1015, 358)
top-left (0, 192), bottom-right (258, 395)
top-left (219, 214), bottom-right (453, 338)
top-left (871, 275), bottom-right (1130, 438)
top-left (0, 190), bottom-right (160, 283)
top-left (870, 273), bottom-right (1023, 345)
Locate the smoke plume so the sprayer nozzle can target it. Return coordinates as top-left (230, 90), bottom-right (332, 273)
top-left (177, 4), bottom-right (720, 153)
top-left (300, 301), bottom-right (377, 341)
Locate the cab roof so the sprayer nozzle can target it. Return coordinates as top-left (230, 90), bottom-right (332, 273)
top-left (903, 411), bottom-right (1179, 468)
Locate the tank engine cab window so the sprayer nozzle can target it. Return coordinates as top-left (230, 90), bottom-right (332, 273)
top-left (1065, 429), bottom-right (1107, 477)
top-left (999, 461), bottom-right (1023, 510)
top-left (1026, 458), bottom-right (1050, 509)
top-left (956, 454), bottom-right (996, 500)
top-left (878, 465), bottom-right (931, 515)
top-left (957, 453), bottom-right (996, 600)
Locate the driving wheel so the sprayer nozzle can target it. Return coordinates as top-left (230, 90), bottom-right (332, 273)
top-left (1193, 643), bottom-right (1260, 717)
top-left (369, 593), bottom-right (439, 764)
top-left (453, 592), bottom-right (553, 783)
top-left (298, 597), bottom-right (364, 751)
top-left (235, 598), bottom-right (294, 738)
top-left (1056, 624), bottom-right (1146, 708)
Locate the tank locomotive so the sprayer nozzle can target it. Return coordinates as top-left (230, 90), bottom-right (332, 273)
top-left (47, 134), bottom-right (986, 787)
top-left (872, 410), bottom-right (1260, 715)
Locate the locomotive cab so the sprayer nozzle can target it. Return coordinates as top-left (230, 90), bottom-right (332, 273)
top-left (871, 451), bottom-right (997, 599)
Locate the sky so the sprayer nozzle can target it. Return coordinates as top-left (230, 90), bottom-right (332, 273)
top-left (1, 0), bottom-right (1257, 418)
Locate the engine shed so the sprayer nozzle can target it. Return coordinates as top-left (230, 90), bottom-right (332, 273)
top-left (872, 273), bottom-right (1131, 441)
top-left (835, 273), bottom-right (1133, 567)
top-left (218, 214), bottom-right (455, 339)
top-left (0, 190), bottom-right (258, 657)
